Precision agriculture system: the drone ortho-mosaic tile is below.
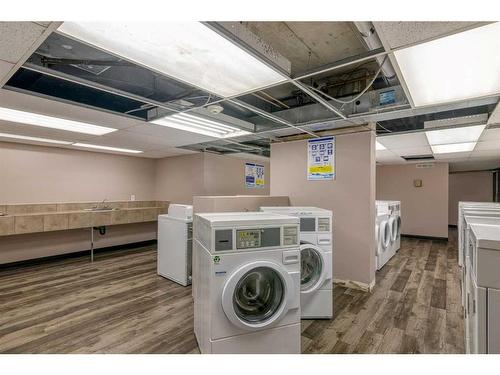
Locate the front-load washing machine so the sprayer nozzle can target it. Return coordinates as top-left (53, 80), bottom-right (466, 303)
top-left (375, 202), bottom-right (394, 270)
top-left (193, 212), bottom-right (301, 354)
top-left (259, 206), bottom-right (333, 319)
top-left (377, 200), bottom-right (401, 253)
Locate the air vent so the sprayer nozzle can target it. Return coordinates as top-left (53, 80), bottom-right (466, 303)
top-left (401, 154), bottom-right (435, 161)
top-left (416, 162), bottom-right (436, 169)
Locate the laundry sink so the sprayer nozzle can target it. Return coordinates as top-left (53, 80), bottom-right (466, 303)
top-left (84, 207), bottom-right (119, 212)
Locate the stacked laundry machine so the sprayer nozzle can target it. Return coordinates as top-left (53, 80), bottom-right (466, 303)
top-left (375, 200), bottom-right (401, 270)
top-left (464, 222), bottom-right (500, 353)
top-left (457, 201), bottom-right (500, 353)
top-left (259, 206), bottom-right (333, 319)
top-left (193, 212), bottom-right (302, 354)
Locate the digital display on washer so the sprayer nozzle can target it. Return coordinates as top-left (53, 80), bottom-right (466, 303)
top-left (236, 229), bottom-right (261, 249)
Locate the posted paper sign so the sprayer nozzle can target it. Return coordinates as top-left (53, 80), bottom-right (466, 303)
top-left (245, 163), bottom-right (265, 188)
top-left (307, 136), bottom-right (335, 180)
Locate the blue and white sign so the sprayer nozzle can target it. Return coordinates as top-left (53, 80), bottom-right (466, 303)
top-left (307, 136), bottom-right (335, 181)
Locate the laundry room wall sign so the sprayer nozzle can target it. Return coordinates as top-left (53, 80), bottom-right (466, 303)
top-left (307, 136), bottom-right (336, 181)
top-left (245, 163), bottom-right (265, 188)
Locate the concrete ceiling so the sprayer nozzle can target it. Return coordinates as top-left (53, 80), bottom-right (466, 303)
top-left (241, 22), bottom-right (367, 76)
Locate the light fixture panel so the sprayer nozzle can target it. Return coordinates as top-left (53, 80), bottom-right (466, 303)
top-left (0, 133), bottom-right (72, 145)
top-left (58, 22), bottom-right (287, 98)
top-left (151, 113), bottom-right (250, 139)
top-left (431, 142), bottom-right (476, 154)
top-left (425, 124), bottom-right (486, 145)
top-left (0, 107), bottom-right (116, 135)
top-left (72, 143), bottom-right (143, 154)
top-left (394, 22), bottom-right (500, 107)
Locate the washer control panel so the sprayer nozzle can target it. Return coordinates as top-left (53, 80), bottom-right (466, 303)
top-left (236, 229), bottom-right (262, 249)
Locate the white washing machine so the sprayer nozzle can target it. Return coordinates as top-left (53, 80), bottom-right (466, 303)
top-left (377, 200), bottom-right (401, 253)
top-left (465, 223), bottom-right (500, 354)
top-left (458, 202), bottom-right (500, 267)
top-left (461, 213), bottom-right (500, 304)
top-left (462, 215), bottom-right (500, 346)
top-left (193, 212), bottom-right (301, 354)
top-left (157, 204), bottom-right (193, 286)
top-left (375, 202), bottom-right (394, 270)
top-left (260, 206), bottom-right (333, 319)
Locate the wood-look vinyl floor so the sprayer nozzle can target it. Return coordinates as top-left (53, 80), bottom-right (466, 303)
top-left (0, 230), bottom-right (464, 354)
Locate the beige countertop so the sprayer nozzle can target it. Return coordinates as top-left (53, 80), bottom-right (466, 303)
top-left (0, 200), bottom-right (169, 236)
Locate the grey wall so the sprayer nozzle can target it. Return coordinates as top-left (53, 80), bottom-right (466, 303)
top-left (270, 131), bottom-right (376, 287)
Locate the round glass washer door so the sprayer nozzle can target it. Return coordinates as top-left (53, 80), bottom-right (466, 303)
top-left (232, 266), bottom-right (284, 324)
top-left (300, 245), bottom-right (324, 292)
top-left (391, 216), bottom-right (399, 241)
top-left (381, 220), bottom-right (391, 249)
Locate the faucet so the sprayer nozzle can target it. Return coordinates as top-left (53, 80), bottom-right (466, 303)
top-left (93, 198), bottom-right (108, 210)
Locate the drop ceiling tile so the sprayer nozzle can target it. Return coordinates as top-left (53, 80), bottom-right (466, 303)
top-left (478, 128), bottom-right (500, 142)
top-left (391, 146), bottom-right (432, 157)
top-left (377, 132), bottom-right (429, 150)
top-left (470, 149), bottom-right (500, 159)
top-left (433, 151), bottom-right (471, 160)
top-left (450, 159), bottom-right (500, 172)
top-left (374, 22), bottom-right (487, 50)
top-left (0, 60), bottom-right (14, 83)
top-left (488, 102), bottom-right (500, 126)
top-left (141, 148), bottom-right (198, 159)
top-left (0, 22), bottom-right (46, 63)
top-left (125, 123), bottom-right (217, 146)
top-left (376, 150), bottom-right (395, 158)
top-left (475, 139), bottom-right (500, 151)
top-left (82, 131), bottom-right (169, 151)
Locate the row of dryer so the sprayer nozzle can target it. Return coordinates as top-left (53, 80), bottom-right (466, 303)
top-left (375, 200), bottom-right (401, 270)
top-left (158, 204), bottom-right (334, 354)
top-left (458, 201), bottom-right (500, 354)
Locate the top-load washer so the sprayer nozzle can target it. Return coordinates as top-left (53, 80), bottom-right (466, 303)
top-left (260, 206), bottom-right (333, 319)
top-left (375, 202), bottom-right (393, 270)
top-left (157, 204), bottom-right (193, 286)
top-left (193, 212), bottom-right (301, 354)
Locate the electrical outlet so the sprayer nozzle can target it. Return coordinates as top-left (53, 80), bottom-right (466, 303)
top-left (130, 194), bottom-right (136, 201)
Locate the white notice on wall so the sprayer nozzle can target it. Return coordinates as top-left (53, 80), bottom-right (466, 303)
top-left (307, 136), bottom-right (335, 180)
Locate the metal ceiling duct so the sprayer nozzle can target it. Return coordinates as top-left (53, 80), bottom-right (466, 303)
top-left (353, 22), bottom-right (397, 84)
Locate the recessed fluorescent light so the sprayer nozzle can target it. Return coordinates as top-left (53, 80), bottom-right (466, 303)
top-left (376, 141), bottom-right (387, 150)
top-left (425, 124), bottom-right (486, 145)
top-left (431, 142), bottom-right (476, 154)
top-left (58, 22), bottom-right (286, 98)
top-left (0, 132), bottom-right (73, 145)
top-left (394, 22), bottom-right (500, 107)
top-left (0, 107), bottom-right (116, 135)
top-left (151, 113), bottom-right (251, 138)
top-left (72, 143), bottom-right (143, 154)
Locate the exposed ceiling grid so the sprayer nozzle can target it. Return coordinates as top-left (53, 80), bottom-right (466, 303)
top-left (0, 20), bottom-right (498, 169)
